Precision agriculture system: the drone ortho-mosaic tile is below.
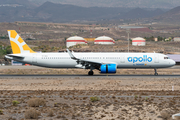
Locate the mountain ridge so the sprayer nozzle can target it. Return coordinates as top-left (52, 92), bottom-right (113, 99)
top-left (0, 0), bottom-right (36, 8)
top-left (0, 1), bottom-right (174, 23)
top-left (29, 0), bottom-right (180, 9)
top-left (154, 6), bottom-right (180, 24)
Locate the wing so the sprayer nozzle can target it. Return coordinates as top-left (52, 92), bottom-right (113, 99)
top-left (67, 49), bottom-right (116, 69)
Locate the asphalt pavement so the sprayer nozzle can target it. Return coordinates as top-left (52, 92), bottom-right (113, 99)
top-left (0, 74), bottom-right (180, 78)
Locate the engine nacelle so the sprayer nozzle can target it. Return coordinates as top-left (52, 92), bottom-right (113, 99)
top-left (100, 64), bottom-right (117, 73)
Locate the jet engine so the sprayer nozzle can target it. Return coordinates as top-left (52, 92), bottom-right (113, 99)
top-left (100, 64), bottom-right (117, 73)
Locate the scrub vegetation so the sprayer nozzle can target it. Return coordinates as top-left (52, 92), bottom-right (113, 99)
top-left (0, 90), bottom-right (180, 119)
top-left (27, 98), bottom-right (46, 107)
top-left (90, 96), bottom-right (100, 102)
top-left (24, 109), bottom-right (41, 119)
top-left (0, 45), bottom-right (12, 58)
top-left (12, 100), bottom-right (20, 106)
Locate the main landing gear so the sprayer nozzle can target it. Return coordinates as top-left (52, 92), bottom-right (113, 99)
top-left (88, 71), bottom-right (94, 75)
top-left (154, 68), bottom-right (158, 76)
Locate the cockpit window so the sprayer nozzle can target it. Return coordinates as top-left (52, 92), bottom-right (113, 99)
top-left (164, 57), bottom-right (169, 59)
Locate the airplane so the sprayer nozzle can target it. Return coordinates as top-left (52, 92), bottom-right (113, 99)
top-left (5, 30), bottom-right (175, 76)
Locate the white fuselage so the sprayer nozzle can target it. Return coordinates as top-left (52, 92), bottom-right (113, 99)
top-left (11, 52), bottom-right (175, 69)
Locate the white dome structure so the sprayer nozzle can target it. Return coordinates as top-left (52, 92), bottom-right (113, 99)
top-left (94, 36), bottom-right (115, 44)
top-left (132, 37), bottom-right (146, 46)
top-left (66, 36), bottom-right (87, 48)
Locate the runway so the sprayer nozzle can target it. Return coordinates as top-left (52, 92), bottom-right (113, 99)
top-left (0, 65), bottom-right (180, 78)
top-left (1, 74), bottom-right (180, 78)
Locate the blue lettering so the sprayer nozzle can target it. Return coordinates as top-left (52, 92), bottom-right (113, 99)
top-left (143, 55), bottom-right (146, 62)
top-left (148, 57), bottom-right (152, 62)
top-left (127, 55), bottom-right (152, 63)
top-left (128, 57), bottom-right (132, 62)
top-left (133, 57), bottom-right (138, 63)
top-left (139, 57), bottom-right (143, 62)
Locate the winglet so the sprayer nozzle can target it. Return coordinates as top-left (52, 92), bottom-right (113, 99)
top-left (7, 30), bottom-right (36, 54)
top-left (67, 49), bottom-right (77, 60)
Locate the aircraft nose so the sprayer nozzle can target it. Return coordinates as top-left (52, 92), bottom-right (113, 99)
top-left (171, 60), bottom-right (176, 66)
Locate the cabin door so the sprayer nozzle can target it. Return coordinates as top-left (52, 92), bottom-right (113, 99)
top-left (154, 54), bottom-right (159, 63)
top-left (121, 56), bottom-right (125, 63)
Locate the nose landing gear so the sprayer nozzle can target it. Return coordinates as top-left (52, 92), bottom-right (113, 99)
top-left (154, 68), bottom-right (158, 76)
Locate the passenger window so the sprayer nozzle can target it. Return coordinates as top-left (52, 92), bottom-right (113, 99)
top-left (164, 57), bottom-right (168, 59)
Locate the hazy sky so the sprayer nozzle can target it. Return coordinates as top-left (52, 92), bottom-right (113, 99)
top-left (29, 0), bottom-right (180, 9)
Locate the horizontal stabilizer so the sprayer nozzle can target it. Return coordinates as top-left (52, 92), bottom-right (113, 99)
top-left (6, 54), bottom-right (24, 59)
top-left (5, 55), bottom-right (13, 60)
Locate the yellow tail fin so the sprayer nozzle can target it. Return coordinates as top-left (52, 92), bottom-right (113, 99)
top-left (7, 30), bottom-right (36, 54)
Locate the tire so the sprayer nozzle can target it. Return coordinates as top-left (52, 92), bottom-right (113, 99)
top-left (88, 71), bottom-right (94, 75)
top-left (154, 73), bottom-right (158, 76)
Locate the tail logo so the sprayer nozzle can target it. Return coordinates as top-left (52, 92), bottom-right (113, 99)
top-left (8, 30), bottom-right (35, 54)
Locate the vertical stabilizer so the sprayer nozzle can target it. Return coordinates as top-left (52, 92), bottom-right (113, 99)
top-left (7, 30), bottom-right (35, 54)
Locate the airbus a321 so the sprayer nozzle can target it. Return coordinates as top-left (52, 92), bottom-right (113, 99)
top-left (5, 30), bottom-right (175, 75)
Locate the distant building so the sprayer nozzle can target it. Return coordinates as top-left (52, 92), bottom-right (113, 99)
top-left (174, 37), bottom-right (180, 42)
top-left (154, 38), bottom-right (158, 42)
top-left (66, 36), bottom-right (87, 48)
top-left (94, 36), bottom-right (115, 44)
top-left (132, 37), bottom-right (146, 46)
top-left (165, 38), bottom-right (169, 41)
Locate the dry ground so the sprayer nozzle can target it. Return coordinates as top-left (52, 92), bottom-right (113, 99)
top-left (0, 77), bottom-right (179, 91)
top-left (0, 90), bottom-right (180, 120)
top-left (0, 67), bottom-right (180, 119)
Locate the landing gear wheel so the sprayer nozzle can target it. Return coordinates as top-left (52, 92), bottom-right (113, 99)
top-left (154, 73), bottom-right (158, 76)
top-left (88, 71), bottom-right (94, 75)
top-left (154, 68), bottom-right (158, 76)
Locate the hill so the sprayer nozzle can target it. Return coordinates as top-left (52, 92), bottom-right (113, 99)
top-left (33, 2), bottom-right (130, 22)
top-left (120, 8), bottom-right (164, 19)
top-left (33, 2), bottom-right (165, 22)
top-left (0, 1), bottom-right (165, 23)
top-left (154, 6), bottom-right (180, 24)
top-left (0, 0), bottom-right (36, 8)
top-left (29, 0), bottom-right (180, 9)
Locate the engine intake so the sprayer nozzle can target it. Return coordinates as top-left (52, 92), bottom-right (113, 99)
top-left (100, 64), bottom-right (117, 73)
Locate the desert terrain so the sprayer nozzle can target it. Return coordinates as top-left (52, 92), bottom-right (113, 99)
top-left (0, 67), bottom-right (180, 119)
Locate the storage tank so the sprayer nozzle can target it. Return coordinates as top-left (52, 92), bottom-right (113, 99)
top-left (66, 36), bottom-right (87, 48)
top-left (94, 36), bottom-right (115, 44)
top-left (132, 37), bottom-right (146, 46)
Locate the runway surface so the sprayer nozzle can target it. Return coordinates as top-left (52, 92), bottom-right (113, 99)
top-left (1, 74), bottom-right (180, 78)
